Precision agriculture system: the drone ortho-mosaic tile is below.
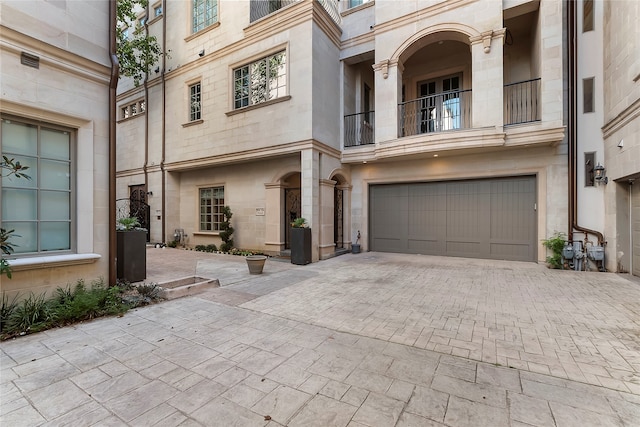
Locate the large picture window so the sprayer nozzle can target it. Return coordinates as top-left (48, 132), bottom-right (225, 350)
top-left (234, 51), bottom-right (287, 109)
top-left (192, 0), bottom-right (218, 33)
top-left (199, 187), bottom-right (224, 231)
top-left (1, 117), bottom-right (73, 254)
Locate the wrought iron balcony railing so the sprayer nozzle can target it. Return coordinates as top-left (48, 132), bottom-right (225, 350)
top-left (504, 78), bottom-right (541, 125)
top-left (398, 89), bottom-right (472, 137)
top-left (344, 111), bottom-right (375, 147)
top-left (250, 0), bottom-right (340, 24)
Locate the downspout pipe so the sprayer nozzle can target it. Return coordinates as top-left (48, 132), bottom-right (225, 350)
top-left (109, 0), bottom-right (120, 286)
top-left (567, 0), bottom-right (604, 247)
top-left (161, 0), bottom-right (167, 243)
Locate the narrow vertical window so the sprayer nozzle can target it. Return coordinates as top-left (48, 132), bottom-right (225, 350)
top-left (363, 83), bottom-right (371, 123)
top-left (189, 82), bottom-right (201, 121)
top-left (583, 0), bottom-right (594, 32)
top-left (583, 77), bottom-right (594, 113)
top-left (585, 152), bottom-right (595, 187)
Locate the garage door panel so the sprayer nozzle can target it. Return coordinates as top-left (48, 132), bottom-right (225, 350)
top-left (408, 238), bottom-right (441, 254)
top-left (370, 177), bottom-right (537, 261)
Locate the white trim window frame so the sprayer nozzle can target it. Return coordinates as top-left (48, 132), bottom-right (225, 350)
top-left (199, 186), bottom-right (224, 232)
top-left (189, 82), bottom-right (202, 121)
top-left (192, 0), bottom-right (218, 34)
top-left (1, 116), bottom-right (75, 256)
top-left (233, 50), bottom-right (287, 109)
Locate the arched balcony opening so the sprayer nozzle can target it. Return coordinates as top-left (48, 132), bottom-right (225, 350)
top-left (398, 34), bottom-right (472, 138)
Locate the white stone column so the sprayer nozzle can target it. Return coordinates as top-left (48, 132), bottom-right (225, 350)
top-left (264, 182), bottom-right (284, 255)
top-left (301, 149), bottom-right (320, 261)
top-left (373, 59), bottom-right (403, 143)
top-left (470, 30), bottom-right (505, 129)
top-left (319, 179), bottom-right (337, 259)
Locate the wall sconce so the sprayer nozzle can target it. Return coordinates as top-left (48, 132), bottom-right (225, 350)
top-left (198, 49), bottom-right (205, 57)
top-left (154, 66), bottom-right (160, 73)
top-left (147, 191), bottom-right (153, 196)
top-left (594, 163), bottom-right (608, 184)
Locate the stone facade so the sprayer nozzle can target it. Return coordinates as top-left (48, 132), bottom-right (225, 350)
top-left (0, 1), bottom-right (111, 297)
top-left (117, 0), bottom-right (568, 264)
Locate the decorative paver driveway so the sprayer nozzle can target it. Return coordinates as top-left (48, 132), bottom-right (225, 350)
top-left (243, 253), bottom-right (640, 394)
top-left (2, 250), bottom-right (640, 426)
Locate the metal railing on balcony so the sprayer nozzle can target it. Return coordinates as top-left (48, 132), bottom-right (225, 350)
top-left (504, 78), bottom-right (541, 125)
top-left (250, 0), bottom-right (299, 22)
top-left (250, 0), bottom-right (340, 24)
top-left (344, 111), bottom-right (375, 147)
top-left (398, 89), bottom-right (472, 137)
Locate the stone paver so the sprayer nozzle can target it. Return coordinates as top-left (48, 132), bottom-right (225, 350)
top-left (1, 249), bottom-right (640, 426)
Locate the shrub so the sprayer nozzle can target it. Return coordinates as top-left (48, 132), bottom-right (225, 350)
top-left (542, 232), bottom-right (567, 269)
top-left (1, 293), bottom-right (19, 333)
top-left (219, 206), bottom-right (234, 252)
top-left (167, 240), bottom-right (178, 248)
top-left (7, 292), bottom-right (54, 333)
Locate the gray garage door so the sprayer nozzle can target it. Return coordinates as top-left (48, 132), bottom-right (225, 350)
top-left (633, 182), bottom-right (640, 277)
top-left (370, 176), bottom-right (537, 261)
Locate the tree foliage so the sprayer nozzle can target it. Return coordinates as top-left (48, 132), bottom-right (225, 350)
top-left (116, 0), bottom-right (165, 86)
top-left (1, 157), bottom-right (31, 278)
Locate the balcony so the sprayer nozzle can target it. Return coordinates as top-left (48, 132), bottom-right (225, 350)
top-left (504, 78), bottom-right (541, 125)
top-left (250, 0), bottom-right (340, 24)
top-left (398, 89), bottom-right (472, 138)
top-left (344, 111), bottom-right (375, 147)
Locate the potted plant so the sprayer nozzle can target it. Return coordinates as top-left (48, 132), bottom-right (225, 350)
top-left (290, 217), bottom-right (311, 265)
top-left (116, 217), bottom-right (147, 282)
top-left (246, 254), bottom-right (267, 274)
top-left (352, 230), bottom-right (361, 254)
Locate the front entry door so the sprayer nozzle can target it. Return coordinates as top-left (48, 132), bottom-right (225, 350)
top-left (129, 185), bottom-right (150, 242)
top-left (334, 186), bottom-right (343, 249)
top-left (284, 188), bottom-right (301, 249)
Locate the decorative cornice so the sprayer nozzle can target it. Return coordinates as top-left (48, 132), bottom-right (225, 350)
top-left (0, 25), bottom-right (110, 84)
top-left (164, 139), bottom-right (341, 172)
top-left (602, 98), bottom-right (640, 139)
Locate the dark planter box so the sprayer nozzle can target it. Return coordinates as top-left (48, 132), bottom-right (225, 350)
top-left (290, 227), bottom-right (311, 265)
top-left (117, 230), bottom-right (147, 282)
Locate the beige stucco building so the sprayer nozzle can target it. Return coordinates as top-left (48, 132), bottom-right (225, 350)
top-left (117, 0), bottom-right (570, 265)
top-left (0, 1), bottom-right (112, 297)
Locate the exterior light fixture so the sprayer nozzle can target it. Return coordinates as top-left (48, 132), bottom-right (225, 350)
top-left (198, 49), bottom-right (205, 57)
top-left (594, 163), bottom-right (608, 184)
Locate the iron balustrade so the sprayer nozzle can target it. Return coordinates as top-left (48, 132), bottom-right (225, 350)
top-left (504, 78), bottom-right (541, 125)
top-left (398, 89), bottom-right (472, 137)
top-left (344, 111), bottom-right (375, 147)
top-left (250, 0), bottom-right (340, 24)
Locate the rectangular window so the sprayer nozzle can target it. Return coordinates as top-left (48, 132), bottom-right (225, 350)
top-left (192, 0), bottom-right (218, 33)
top-left (349, 0), bottom-right (370, 8)
top-left (583, 77), bottom-right (594, 113)
top-left (234, 51), bottom-right (287, 109)
top-left (583, 0), bottom-right (594, 32)
top-left (585, 152), bottom-right (595, 187)
top-left (199, 187), bottom-right (224, 231)
top-left (120, 100), bottom-right (145, 119)
top-left (1, 117), bottom-right (73, 255)
top-left (154, 4), bottom-right (163, 17)
top-left (189, 82), bottom-right (202, 121)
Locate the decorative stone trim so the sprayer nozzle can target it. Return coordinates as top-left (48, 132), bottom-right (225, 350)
top-left (9, 254), bottom-right (101, 272)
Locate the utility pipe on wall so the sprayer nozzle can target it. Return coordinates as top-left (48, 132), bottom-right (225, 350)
top-left (566, 0), bottom-right (604, 248)
top-left (109, 0), bottom-right (120, 286)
